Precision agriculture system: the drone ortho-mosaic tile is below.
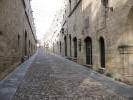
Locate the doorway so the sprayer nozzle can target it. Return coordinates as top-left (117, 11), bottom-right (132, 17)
top-left (64, 36), bottom-right (67, 56)
top-left (99, 37), bottom-right (105, 68)
top-left (73, 37), bottom-right (77, 58)
top-left (25, 31), bottom-right (27, 56)
top-left (69, 35), bottom-right (71, 56)
top-left (85, 37), bottom-right (92, 65)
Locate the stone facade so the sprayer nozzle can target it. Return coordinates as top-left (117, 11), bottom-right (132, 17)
top-left (45, 0), bottom-right (133, 84)
top-left (44, 9), bottom-right (64, 53)
top-left (0, 0), bottom-right (37, 79)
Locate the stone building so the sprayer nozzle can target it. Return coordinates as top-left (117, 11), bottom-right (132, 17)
top-left (44, 9), bottom-right (64, 53)
top-left (46, 0), bottom-right (133, 84)
top-left (0, 0), bottom-right (37, 79)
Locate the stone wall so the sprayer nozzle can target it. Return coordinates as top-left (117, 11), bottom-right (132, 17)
top-left (0, 0), bottom-right (37, 80)
top-left (46, 0), bottom-right (133, 84)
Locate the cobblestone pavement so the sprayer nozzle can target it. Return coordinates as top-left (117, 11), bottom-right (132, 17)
top-left (13, 49), bottom-right (132, 100)
top-left (0, 52), bottom-right (37, 100)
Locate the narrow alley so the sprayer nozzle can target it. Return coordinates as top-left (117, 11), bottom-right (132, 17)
top-left (1, 0), bottom-right (133, 100)
top-left (1, 49), bottom-right (133, 100)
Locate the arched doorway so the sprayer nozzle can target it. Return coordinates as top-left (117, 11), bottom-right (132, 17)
top-left (85, 37), bottom-right (92, 65)
top-left (25, 31), bottom-right (27, 56)
top-left (64, 36), bottom-right (67, 56)
top-left (99, 37), bottom-right (105, 68)
top-left (69, 35), bottom-right (71, 56)
top-left (73, 37), bottom-right (77, 58)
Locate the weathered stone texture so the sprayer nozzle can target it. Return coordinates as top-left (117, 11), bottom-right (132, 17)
top-left (45, 0), bottom-right (133, 84)
top-left (0, 0), bottom-right (37, 80)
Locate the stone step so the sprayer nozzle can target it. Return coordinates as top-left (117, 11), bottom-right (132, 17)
top-left (66, 57), bottom-right (77, 62)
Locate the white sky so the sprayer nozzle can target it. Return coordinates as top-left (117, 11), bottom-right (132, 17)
top-left (30, 0), bottom-right (63, 40)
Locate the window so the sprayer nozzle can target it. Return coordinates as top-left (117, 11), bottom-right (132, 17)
top-left (101, 0), bottom-right (108, 7)
top-left (69, 0), bottom-right (71, 11)
top-left (84, 17), bottom-right (89, 29)
top-left (61, 28), bottom-right (64, 34)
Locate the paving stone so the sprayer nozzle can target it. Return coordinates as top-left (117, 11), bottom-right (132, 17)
top-left (12, 49), bottom-right (132, 100)
top-left (0, 52), bottom-right (37, 100)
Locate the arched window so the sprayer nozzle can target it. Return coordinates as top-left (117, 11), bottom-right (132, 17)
top-left (101, 0), bottom-right (108, 7)
top-left (73, 37), bottom-right (77, 58)
top-left (99, 37), bottom-right (105, 68)
top-left (85, 37), bottom-right (92, 65)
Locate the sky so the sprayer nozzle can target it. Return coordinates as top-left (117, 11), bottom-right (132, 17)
top-left (30, 0), bottom-right (63, 40)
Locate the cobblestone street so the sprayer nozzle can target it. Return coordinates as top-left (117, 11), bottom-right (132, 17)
top-left (6, 49), bottom-right (133, 100)
top-left (1, 0), bottom-right (133, 100)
